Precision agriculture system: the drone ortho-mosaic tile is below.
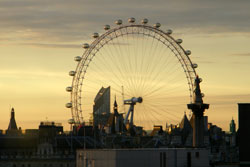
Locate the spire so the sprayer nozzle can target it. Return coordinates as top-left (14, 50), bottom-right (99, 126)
top-left (230, 117), bottom-right (236, 133)
top-left (193, 75), bottom-right (203, 104)
top-left (114, 95), bottom-right (118, 107)
top-left (113, 96), bottom-right (119, 116)
top-left (8, 108), bottom-right (18, 130)
top-left (180, 112), bottom-right (192, 130)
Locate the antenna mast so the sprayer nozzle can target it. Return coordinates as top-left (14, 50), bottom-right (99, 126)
top-left (121, 86), bottom-right (125, 113)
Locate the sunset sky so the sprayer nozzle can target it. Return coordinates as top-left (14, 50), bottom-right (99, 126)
top-left (0, 0), bottom-right (250, 131)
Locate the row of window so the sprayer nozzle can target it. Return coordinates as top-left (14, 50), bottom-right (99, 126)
top-left (12, 163), bottom-right (71, 167)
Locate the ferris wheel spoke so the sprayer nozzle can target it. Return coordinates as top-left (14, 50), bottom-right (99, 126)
top-left (138, 104), bottom-right (163, 126)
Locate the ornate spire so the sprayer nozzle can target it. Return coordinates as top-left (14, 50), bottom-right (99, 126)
top-left (114, 95), bottom-right (118, 107)
top-left (114, 96), bottom-right (119, 116)
top-left (8, 108), bottom-right (18, 130)
top-left (230, 117), bottom-right (236, 133)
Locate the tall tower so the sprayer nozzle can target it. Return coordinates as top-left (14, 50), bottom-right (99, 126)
top-left (187, 76), bottom-right (209, 147)
top-left (230, 118), bottom-right (236, 133)
top-left (8, 108), bottom-right (18, 130)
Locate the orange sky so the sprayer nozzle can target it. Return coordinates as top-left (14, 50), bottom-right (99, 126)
top-left (1, 0), bottom-right (250, 131)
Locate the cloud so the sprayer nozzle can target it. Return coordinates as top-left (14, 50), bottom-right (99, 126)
top-left (197, 60), bottom-right (214, 64)
top-left (20, 43), bottom-right (81, 48)
top-left (206, 94), bottom-right (250, 106)
top-left (0, 70), bottom-right (66, 79)
top-left (230, 53), bottom-right (250, 57)
top-left (1, 0), bottom-right (250, 44)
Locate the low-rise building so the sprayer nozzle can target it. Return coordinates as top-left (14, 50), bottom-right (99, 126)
top-left (77, 148), bottom-right (210, 167)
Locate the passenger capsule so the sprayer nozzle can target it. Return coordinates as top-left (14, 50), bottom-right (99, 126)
top-left (74, 56), bottom-right (82, 62)
top-left (92, 32), bottom-right (99, 38)
top-left (199, 78), bottom-right (203, 82)
top-left (176, 39), bottom-right (183, 44)
top-left (69, 71), bottom-right (76, 76)
top-left (128, 17), bottom-right (135, 23)
top-left (104, 25), bottom-right (110, 30)
top-left (201, 93), bottom-right (205, 97)
top-left (185, 50), bottom-right (191, 55)
top-left (166, 29), bottom-right (173, 35)
top-left (65, 103), bottom-right (72, 108)
top-left (154, 23), bottom-right (161, 28)
top-left (82, 43), bottom-right (89, 49)
top-left (68, 118), bottom-right (75, 124)
top-left (141, 18), bottom-right (148, 24)
top-left (66, 86), bottom-right (72, 92)
top-left (192, 63), bottom-right (198, 68)
top-left (115, 19), bottom-right (122, 25)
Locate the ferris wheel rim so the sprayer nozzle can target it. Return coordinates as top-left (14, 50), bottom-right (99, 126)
top-left (70, 23), bottom-right (197, 125)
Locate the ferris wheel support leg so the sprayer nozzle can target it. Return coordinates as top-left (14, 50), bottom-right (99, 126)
top-left (129, 105), bottom-right (135, 127)
top-left (124, 105), bottom-right (134, 126)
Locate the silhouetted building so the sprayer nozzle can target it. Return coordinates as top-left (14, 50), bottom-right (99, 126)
top-left (6, 108), bottom-right (21, 135)
top-left (77, 148), bottom-right (210, 167)
top-left (179, 113), bottom-right (192, 146)
top-left (238, 103), bottom-right (250, 166)
top-left (8, 108), bottom-right (18, 130)
top-left (230, 118), bottom-right (236, 134)
top-left (0, 121), bottom-right (76, 167)
top-left (93, 86), bottom-right (111, 127)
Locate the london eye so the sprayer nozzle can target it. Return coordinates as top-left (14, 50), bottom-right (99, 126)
top-left (66, 18), bottom-right (197, 130)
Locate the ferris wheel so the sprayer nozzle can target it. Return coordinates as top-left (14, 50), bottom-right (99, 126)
top-left (66, 18), bottom-right (198, 129)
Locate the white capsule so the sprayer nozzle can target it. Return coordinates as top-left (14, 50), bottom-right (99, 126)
top-left (69, 71), bottom-right (76, 76)
top-left (68, 118), bottom-right (75, 124)
top-left (154, 23), bottom-right (161, 28)
top-left (176, 39), bottom-right (183, 44)
top-left (74, 56), bottom-right (82, 62)
top-left (82, 43), bottom-right (89, 49)
top-left (92, 32), bottom-right (99, 38)
top-left (201, 93), bottom-right (205, 97)
top-left (128, 17), bottom-right (135, 23)
top-left (166, 29), bottom-right (173, 35)
top-left (141, 18), bottom-right (148, 24)
top-left (192, 63), bottom-right (198, 68)
top-left (104, 25), bottom-right (110, 30)
top-left (115, 19), bottom-right (122, 25)
top-left (65, 103), bottom-right (72, 108)
top-left (66, 86), bottom-right (72, 92)
top-left (185, 50), bottom-right (191, 55)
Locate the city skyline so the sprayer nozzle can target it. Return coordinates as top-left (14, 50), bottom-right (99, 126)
top-left (1, 0), bottom-right (250, 131)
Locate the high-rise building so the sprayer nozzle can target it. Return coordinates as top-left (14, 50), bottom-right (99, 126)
top-left (238, 103), bottom-right (250, 166)
top-left (93, 86), bottom-right (111, 127)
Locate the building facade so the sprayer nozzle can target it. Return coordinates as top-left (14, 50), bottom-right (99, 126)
top-left (77, 148), bottom-right (210, 167)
